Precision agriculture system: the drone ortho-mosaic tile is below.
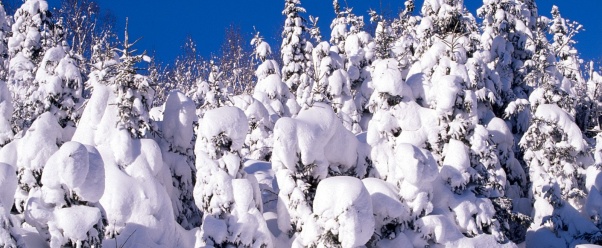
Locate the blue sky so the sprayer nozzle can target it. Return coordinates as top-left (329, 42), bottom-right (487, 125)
top-left (46, 0), bottom-right (602, 63)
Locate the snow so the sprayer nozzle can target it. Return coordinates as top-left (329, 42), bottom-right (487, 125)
top-left (434, 75), bottom-right (462, 116)
top-left (53, 206), bottom-right (101, 242)
top-left (161, 91), bottom-right (197, 151)
top-left (0, 80), bottom-right (13, 145)
top-left (0, 163), bottom-right (16, 211)
top-left (308, 176), bottom-right (374, 248)
top-left (198, 106), bottom-right (249, 157)
top-left (440, 139), bottom-right (472, 190)
top-left (0, 0), bottom-right (600, 247)
top-left (534, 104), bottom-right (586, 152)
top-left (362, 178), bottom-right (410, 231)
top-left (372, 58), bottom-right (411, 99)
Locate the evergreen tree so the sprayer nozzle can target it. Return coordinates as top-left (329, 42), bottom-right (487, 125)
top-left (477, 0), bottom-right (537, 140)
top-left (8, 0), bottom-right (55, 131)
top-left (390, 0), bottom-right (419, 75)
top-left (111, 20), bottom-right (154, 139)
top-left (194, 106), bottom-right (272, 247)
top-left (252, 33), bottom-right (300, 118)
top-left (157, 91), bottom-right (201, 229)
top-left (27, 45), bottom-right (84, 138)
top-left (0, 163), bottom-right (18, 247)
top-left (281, 0), bottom-right (313, 103)
top-left (195, 60), bottom-right (231, 118)
top-left (520, 104), bottom-right (599, 246)
top-left (367, 0), bottom-right (513, 244)
top-left (0, 3), bottom-right (12, 146)
top-left (272, 102), bottom-right (364, 238)
top-left (549, 6), bottom-right (591, 134)
top-left (310, 41), bottom-right (360, 133)
top-left (26, 142), bottom-right (106, 247)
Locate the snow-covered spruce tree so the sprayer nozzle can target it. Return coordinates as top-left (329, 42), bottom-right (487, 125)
top-left (196, 60), bottom-right (231, 118)
top-left (0, 4), bottom-right (12, 146)
top-left (520, 104), bottom-right (601, 246)
top-left (25, 141), bottom-right (105, 247)
top-left (281, 0), bottom-right (313, 104)
top-left (370, 11), bottom-right (394, 61)
top-left (0, 163), bottom-right (18, 247)
top-left (252, 33), bottom-right (300, 118)
top-left (0, 112), bottom-right (61, 213)
top-left (342, 21), bottom-right (374, 131)
top-left (519, 14), bottom-right (598, 245)
top-left (272, 102), bottom-right (366, 239)
top-left (364, 0), bottom-right (513, 244)
top-left (111, 21), bottom-right (155, 139)
top-left (231, 94), bottom-right (274, 161)
top-left (0, 78), bottom-right (12, 147)
top-left (194, 106), bottom-right (272, 247)
top-left (156, 91), bottom-right (201, 229)
top-left (390, 0), bottom-right (420, 77)
top-left (549, 6), bottom-right (591, 134)
top-left (25, 45), bottom-right (84, 139)
top-left (477, 0), bottom-right (536, 140)
top-left (550, 5), bottom-right (584, 92)
top-left (329, 0), bottom-right (346, 53)
top-left (524, 15), bottom-right (574, 115)
top-left (310, 41), bottom-right (361, 133)
top-left (71, 33), bottom-right (189, 247)
top-left (585, 66), bottom-right (602, 133)
top-left (8, 0), bottom-right (55, 131)
top-left (294, 176), bottom-right (374, 247)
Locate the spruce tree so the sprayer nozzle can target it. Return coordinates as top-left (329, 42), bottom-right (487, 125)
top-left (252, 33), bottom-right (300, 118)
top-left (111, 20), bottom-right (154, 139)
top-left (281, 0), bottom-right (313, 104)
top-left (0, 2), bottom-right (12, 146)
top-left (194, 106), bottom-right (272, 247)
top-left (8, 0), bottom-right (55, 131)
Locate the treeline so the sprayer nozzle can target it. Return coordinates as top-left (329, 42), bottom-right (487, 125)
top-left (0, 0), bottom-right (602, 247)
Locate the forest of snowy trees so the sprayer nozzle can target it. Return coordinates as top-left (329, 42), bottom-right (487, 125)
top-left (0, 0), bottom-right (602, 247)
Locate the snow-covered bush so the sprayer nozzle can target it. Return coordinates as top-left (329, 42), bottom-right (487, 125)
top-left (310, 41), bottom-right (361, 133)
top-left (0, 112), bottom-right (61, 213)
top-left (0, 163), bottom-right (18, 247)
top-left (8, 0), bottom-right (54, 131)
top-left (27, 45), bottom-right (84, 138)
top-left (281, 0), bottom-right (313, 97)
top-left (156, 91), bottom-right (201, 229)
top-left (72, 67), bottom-right (191, 247)
top-left (194, 106), bottom-right (272, 247)
top-left (25, 141), bottom-right (105, 247)
top-left (294, 176), bottom-right (374, 247)
top-left (253, 36), bottom-right (299, 118)
top-left (231, 94), bottom-right (274, 161)
top-left (272, 102), bottom-right (366, 237)
top-left (362, 178), bottom-right (412, 247)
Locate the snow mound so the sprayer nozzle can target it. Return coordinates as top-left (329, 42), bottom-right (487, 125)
top-left (299, 176), bottom-right (374, 248)
top-left (198, 106), bottom-right (249, 153)
top-left (162, 91), bottom-right (197, 152)
top-left (534, 104), bottom-right (585, 152)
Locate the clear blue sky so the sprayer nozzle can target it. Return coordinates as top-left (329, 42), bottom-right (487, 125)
top-left (46, 0), bottom-right (602, 63)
